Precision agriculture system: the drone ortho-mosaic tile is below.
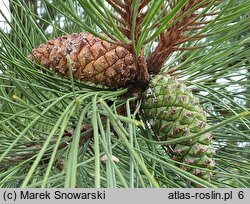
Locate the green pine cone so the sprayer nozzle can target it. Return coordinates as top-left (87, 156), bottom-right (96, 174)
top-left (142, 74), bottom-right (215, 180)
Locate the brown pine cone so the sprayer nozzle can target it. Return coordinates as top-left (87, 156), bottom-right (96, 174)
top-left (30, 32), bottom-right (139, 88)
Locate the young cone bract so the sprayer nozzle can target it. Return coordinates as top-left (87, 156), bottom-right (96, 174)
top-left (142, 74), bottom-right (215, 180)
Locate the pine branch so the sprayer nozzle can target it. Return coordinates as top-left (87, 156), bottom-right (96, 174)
top-left (107, 0), bottom-right (127, 10)
top-left (147, 0), bottom-right (222, 74)
top-left (174, 34), bottom-right (209, 46)
top-left (105, 0), bottom-right (151, 43)
top-left (172, 45), bottom-right (204, 51)
top-left (106, 0), bottom-right (127, 19)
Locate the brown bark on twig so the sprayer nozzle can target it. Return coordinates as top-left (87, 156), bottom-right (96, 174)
top-left (147, 0), bottom-right (221, 74)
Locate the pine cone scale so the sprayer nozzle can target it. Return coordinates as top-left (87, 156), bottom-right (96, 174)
top-left (30, 32), bottom-right (138, 87)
